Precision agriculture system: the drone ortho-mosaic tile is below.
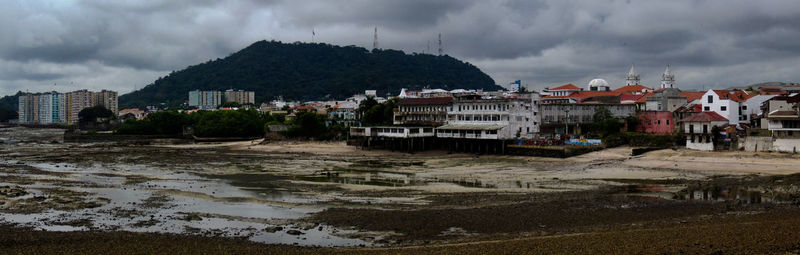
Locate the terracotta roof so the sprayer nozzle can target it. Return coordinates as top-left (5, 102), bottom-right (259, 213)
top-left (397, 97), bottom-right (453, 106)
top-left (679, 111), bottom-right (728, 122)
top-left (620, 94), bottom-right (644, 102)
top-left (291, 105), bottom-right (317, 110)
top-left (614, 84), bottom-right (652, 92)
top-left (550, 83), bottom-right (580, 90)
top-left (712, 90), bottom-right (756, 102)
top-left (680, 91), bottom-right (705, 102)
top-left (635, 92), bottom-right (654, 103)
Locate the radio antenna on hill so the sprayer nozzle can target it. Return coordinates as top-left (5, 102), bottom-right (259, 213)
top-left (438, 33), bottom-right (443, 56)
top-left (373, 26), bottom-right (378, 50)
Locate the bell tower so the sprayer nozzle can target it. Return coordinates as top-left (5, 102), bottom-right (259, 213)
top-left (625, 64), bottom-right (640, 86)
top-left (661, 65), bottom-right (675, 89)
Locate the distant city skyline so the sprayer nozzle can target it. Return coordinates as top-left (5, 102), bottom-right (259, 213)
top-left (1, 0), bottom-right (799, 96)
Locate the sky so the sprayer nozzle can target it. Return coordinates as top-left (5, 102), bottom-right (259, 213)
top-left (1, 0), bottom-right (800, 97)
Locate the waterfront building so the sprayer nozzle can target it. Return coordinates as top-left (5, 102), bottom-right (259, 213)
top-left (540, 103), bottom-right (636, 135)
top-left (437, 93), bottom-right (540, 140)
top-left (393, 97), bottom-right (453, 126)
top-left (680, 111), bottom-right (729, 151)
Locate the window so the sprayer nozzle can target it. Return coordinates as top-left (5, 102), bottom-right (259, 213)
top-left (703, 125), bottom-right (708, 134)
top-left (721, 106), bottom-right (727, 111)
top-left (657, 120), bottom-right (661, 125)
top-left (689, 124), bottom-right (694, 134)
top-left (707, 95), bottom-right (713, 103)
top-left (666, 120), bottom-right (670, 125)
top-left (742, 105), bottom-right (748, 110)
top-left (704, 106), bottom-right (710, 111)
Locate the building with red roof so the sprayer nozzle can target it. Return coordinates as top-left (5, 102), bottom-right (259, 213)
top-left (543, 84), bottom-right (581, 97)
top-left (614, 84), bottom-right (653, 94)
top-left (680, 111), bottom-right (730, 151)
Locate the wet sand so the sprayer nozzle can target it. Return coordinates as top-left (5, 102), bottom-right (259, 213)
top-left (5, 127), bottom-right (800, 253)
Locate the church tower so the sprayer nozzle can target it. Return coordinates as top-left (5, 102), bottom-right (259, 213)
top-left (625, 64), bottom-right (640, 86)
top-left (661, 65), bottom-right (675, 89)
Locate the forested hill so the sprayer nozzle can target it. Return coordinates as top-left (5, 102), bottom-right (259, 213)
top-left (0, 93), bottom-right (20, 122)
top-left (119, 40), bottom-right (501, 108)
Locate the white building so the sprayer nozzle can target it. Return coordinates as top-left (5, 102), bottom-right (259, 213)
top-left (680, 111), bottom-right (729, 151)
top-left (436, 93), bottom-right (540, 140)
top-left (700, 89), bottom-right (761, 126)
top-left (739, 95), bottom-right (776, 124)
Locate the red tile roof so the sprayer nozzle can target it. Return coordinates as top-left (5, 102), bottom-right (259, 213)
top-left (679, 111), bottom-right (728, 122)
top-left (635, 92), bottom-right (654, 103)
top-left (397, 97), bottom-right (453, 105)
top-left (680, 91), bottom-right (705, 102)
top-left (550, 83), bottom-right (580, 90)
top-left (614, 84), bottom-right (652, 92)
top-left (711, 90), bottom-right (756, 102)
top-left (620, 94), bottom-right (645, 102)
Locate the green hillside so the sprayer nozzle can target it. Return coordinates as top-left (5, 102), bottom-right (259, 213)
top-left (119, 40), bottom-right (501, 108)
top-left (0, 93), bottom-right (19, 122)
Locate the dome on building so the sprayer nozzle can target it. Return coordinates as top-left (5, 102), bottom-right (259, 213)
top-left (587, 78), bottom-right (610, 91)
top-left (588, 79), bottom-right (609, 87)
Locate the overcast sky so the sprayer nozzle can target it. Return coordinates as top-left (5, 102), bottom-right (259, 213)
top-left (2, 0), bottom-right (800, 96)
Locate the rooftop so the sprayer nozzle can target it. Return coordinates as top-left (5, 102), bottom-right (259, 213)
top-left (397, 97), bottom-right (454, 106)
top-left (614, 84), bottom-right (652, 92)
top-left (550, 83), bottom-right (580, 90)
top-left (679, 111), bottom-right (729, 122)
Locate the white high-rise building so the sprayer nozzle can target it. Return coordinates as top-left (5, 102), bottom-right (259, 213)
top-left (661, 65), bottom-right (675, 89)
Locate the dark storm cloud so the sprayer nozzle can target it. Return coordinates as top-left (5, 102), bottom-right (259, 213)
top-left (0, 0), bottom-right (799, 96)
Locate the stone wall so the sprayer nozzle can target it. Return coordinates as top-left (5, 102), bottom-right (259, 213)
top-left (686, 139), bottom-right (714, 151)
top-left (774, 139), bottom-right (800, 153)
top-left (742, 136), bottom-right (774, 152)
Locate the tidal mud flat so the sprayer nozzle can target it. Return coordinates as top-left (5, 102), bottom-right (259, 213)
top-left (4, 127), bottom-right (800, 253)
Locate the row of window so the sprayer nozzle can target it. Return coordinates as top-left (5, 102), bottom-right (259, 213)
top-left (438, 129), bottom-right (498, 135)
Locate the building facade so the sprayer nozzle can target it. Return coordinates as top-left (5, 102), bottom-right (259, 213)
top-left (437, 94), bottom-right (540, 140)
top-left (540, 103), bottom-right (636, 134)
top-left (189, 90), bottom-right (222, 109)
top-left (224, 90), bottom-right (255, 105)
top-left (18, 89), bottom-right (118, 124)
top-left (681, 111), bottom-right (729, 151)
top-left (393, 97), bottom-right (453, 126)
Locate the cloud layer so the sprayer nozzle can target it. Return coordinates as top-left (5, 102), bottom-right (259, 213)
top-left (1, 0), bottom-right (799, 96)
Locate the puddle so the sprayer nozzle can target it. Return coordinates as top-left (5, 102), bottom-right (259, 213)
top-left (0, 159), bottom-right (373, 247)
top-left (617, 184), bottom-right (800, 204)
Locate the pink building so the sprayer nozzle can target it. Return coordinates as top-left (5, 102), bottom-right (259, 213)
top-left (637, 111), bottom-right (675, 134)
